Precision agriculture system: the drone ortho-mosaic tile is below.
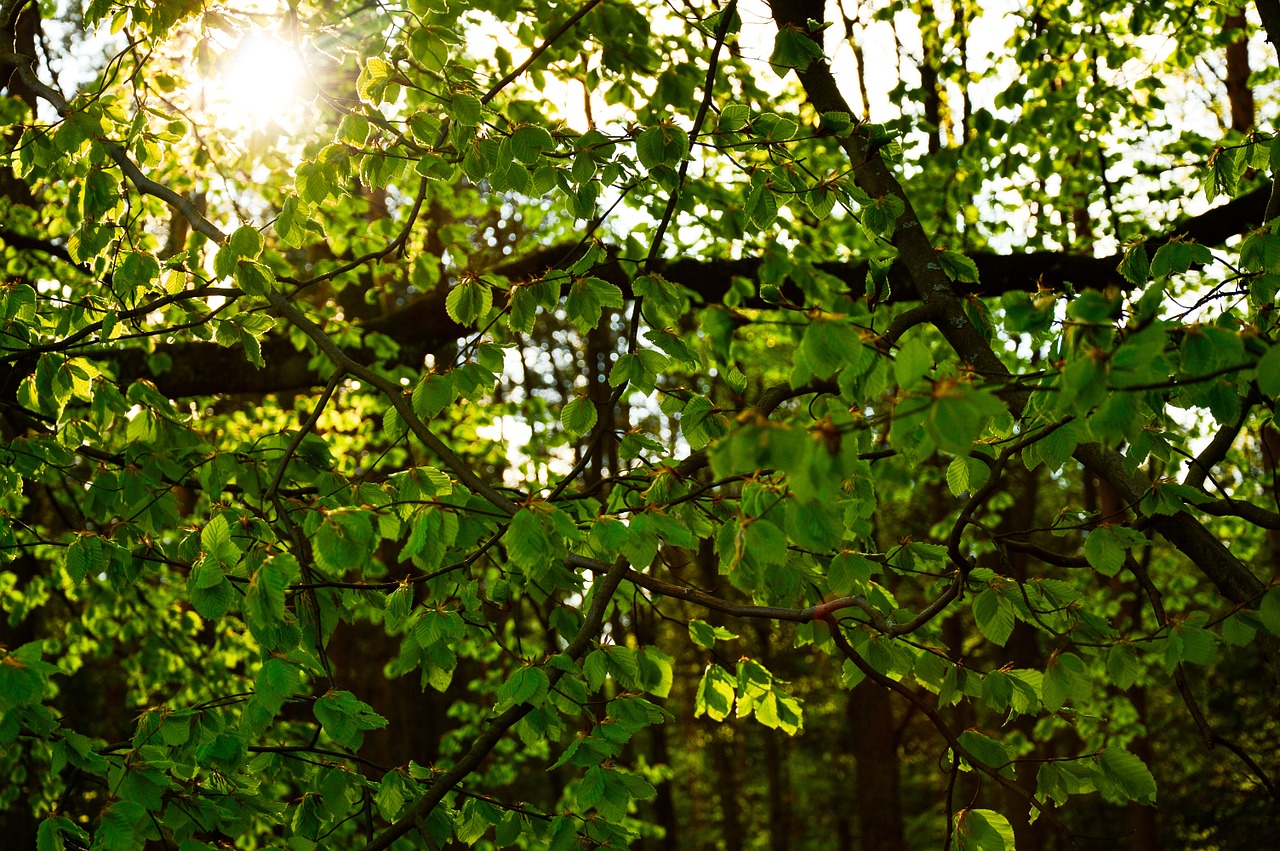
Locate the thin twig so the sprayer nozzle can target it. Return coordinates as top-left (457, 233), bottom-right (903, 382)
top-left (825, 621), bottom-right (1077, 846)
top-left (480, 0), bottom-right (605, 105)
top-left (265, 370), bottom-right (345, 502)
top-left (359, 558), bottom-right (629, 851)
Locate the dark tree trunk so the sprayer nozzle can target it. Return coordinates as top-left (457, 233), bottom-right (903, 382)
top-left (647, 720), bottom-right (681, 848)
top-left (632, 605), bottom-right (681, 849)
top-left (0, 549), bottom-right (40, 849)
top-left (711, 726), bottom-right (745, 851)
top-left (848, 681), bottom-right (907, 851)
top-left (753, 623), bottom-right (792, 851)
top-left (693, 539), bottom-right (743, 851)
top-left (919, 2), bottom-right (943, 154)
top-left (584, 316), bottom-right (614, 488)
top-left (1224, 12), bottom-right (1254, 133)
top-left (762, 727), bottom-right (792, 851)
top-left (1126, 692), bottom-right (1161, 851)
top-left (1260, 427), bottom-right (1280, 577)
top-left (953, 0), bottom-right (971, 136)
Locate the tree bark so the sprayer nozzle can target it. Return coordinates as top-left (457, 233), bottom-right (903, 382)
top-left (1126, 690), bottom-right (1161, 851)
top-left (1224, 11), bottom-right (1255, 132)
top-left (848, 680), bottom-right (907, 851)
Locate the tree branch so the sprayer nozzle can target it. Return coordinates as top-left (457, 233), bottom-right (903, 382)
top-left (825, 621), bottom-right (1077, 845)
top-left (360, 558), bottom-right (629, 851)
top-left (4, 183), bottom-right (1270, 398)
top-left (768, 0), bottom-right (1267, 621)
top-left (1255, 0), bottom-right (1280, 221)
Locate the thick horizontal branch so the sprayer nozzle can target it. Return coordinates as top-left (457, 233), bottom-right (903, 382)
top-left (3, 187), bottom-right (1268, 399)
top-left (565, 554), bottom-right (961, 639)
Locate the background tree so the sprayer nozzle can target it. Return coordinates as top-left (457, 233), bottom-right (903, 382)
top-left (1, 0), bottom-right (1279, 849)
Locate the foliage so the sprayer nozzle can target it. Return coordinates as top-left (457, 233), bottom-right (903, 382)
top-left (1, 0), bottom-right (1279, 849)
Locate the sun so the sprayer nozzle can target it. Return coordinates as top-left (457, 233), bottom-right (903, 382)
top-left (204, 30), bottom-right (304, 132)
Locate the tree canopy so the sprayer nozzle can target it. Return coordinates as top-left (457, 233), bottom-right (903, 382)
top-left (2, 0), bottom-right (1280, 848)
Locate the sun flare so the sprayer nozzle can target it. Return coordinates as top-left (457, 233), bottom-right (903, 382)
top-left (205, 31), bottom-right (304, 132)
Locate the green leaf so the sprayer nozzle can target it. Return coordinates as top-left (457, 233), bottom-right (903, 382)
top-left (828, 551), bottom-right (875, 594)
top-left (1043, 651), bottom-right (1090, 712)
top-left (1107, 643), bottom-right (1139, 690)
top-left (37, 816), bottom-right (89, 851)
top-left (895, 337), bottom-right (932, 388)
top-left (214, 226), bottom-right (264, 279)
top-left (945, 455), bottom-right (969, 496)
top-left (201, 514), bottom-right (241, 566)
top-left (96, 801), bottom-right (146, 851)
top-left (862, 193), bottom-right (904, 236)
top-left (445, 278), bottom-right (493, 326)
top-left (799, 318), bottom-right (861, 377)
top-left (565, 276), bottom-right (624, 332)
top-left (1150, 241), bottom-right (1211, 277)
top-left (756, 114), bottom-right (797, 142)
top-left (980, 670), bottom-right (1012, 713)
top-left (636, 123), bottom-right (689, 169)
top-left (357, 56), bottom-right (393, 102)
top-left (603, 645), bottom-right (642, 689)
top-left (188, 575), bottom-right (233, 620)
top-left (235, 260), bottom-right (274, 296)
top-left (547, 816), bottom-right (578, 851)
top-left (561, 395), bottom-right (597, 437)
top-left (770, 25), bottom-right (826, 71)
top-left (495, 811), bottom-right (523, 846)
top-left (1257, 345), bottom-right (1280, 396)
top-left (694, 663), bottom-right (737, 721)
top-left (1084, 526), bottom-right (1127, 576)
top-left (939, 249), bottom-right (980, 284)
top-left (719, 103), bottom-right (750, 131)
top-left (115, 251), bottom-right (160, 294)
top-left (956, 729), bottom-right (1012, 773)
top-left (497, 665), bottom-right (549, 711)
top-left (609, 350), bottom-right (668, 393)
top-left (412, 372), bottom-right (457, 420)
top-left (229, 224), bottom-right (264, 259)
top-left (1035, 420), bottom-right (1080, 473)
top-left (243, 656), bottom-right (301, 736)
top-left (65, 535), bottom-right (108, 583)
top-left (1260, 586), bottom-right (1280, 636)
top-left (314, 690), bottom-right (387, 749)
top-left (244, 553), bottom-right (293, 630)
top-left (1118, 242), bottom-right (1150, 284)
top-left (81, 168), bottom-right (119, 220)
top-left (0, 643), bottom-right (51, 710)
top-left (743, 518), bottom-right (787, 568)
top-left (503, 508), bottom-right (553, 572)
top-left (450, 92), bottom-right (483, 126)
top-left (952, 808), bottom-right (1015, 851)
top-left (1100, 746), bottom-right (1157, 805)
top-left (314, 510), bottom-right (375, 575)
top-left (373, 771), bottom-right (407, 821)
top-left (973, 588), bottom-right (1015, 646)
top-left (820, 111), bottom-right (853, 135)
top-left (746, 172), bottom-right (779, 228)
top-left (688, 619), bottom-right (737, 648)
top-left (510, 124), bottom-right (554, 164)
top-left (928, 385), bottom-right (1005, 455)
top-left (577, 765), bottom-right (607, 810)
top-left (1221, 612), bottom-right (1257, 646)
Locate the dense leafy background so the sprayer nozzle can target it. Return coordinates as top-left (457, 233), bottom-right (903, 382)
top-left (2, 0), bottom-right (1279, 849)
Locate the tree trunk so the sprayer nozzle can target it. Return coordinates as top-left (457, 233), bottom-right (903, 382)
top-left (1126, 691), bottom-right (1161, 851)
top-left (848, 680), bottom-right (907, 851)
top-left (1224, 12), bottom-right (1254, 132)
top-left (754, 622), bottom-right (792, 851)
top-left (919, 2), bottom-right (943, 154)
